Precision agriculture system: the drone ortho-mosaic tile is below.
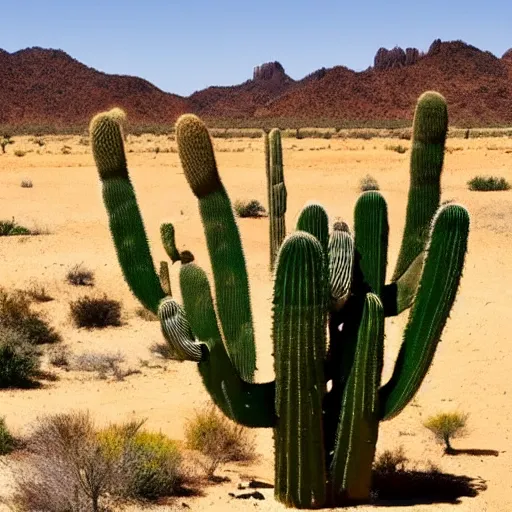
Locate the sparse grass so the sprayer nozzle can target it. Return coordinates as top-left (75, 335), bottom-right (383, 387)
top-left (384, 143), bottom-right (408, 154)
top-left (11, 412), bottom-right (187, 511)
top-left (0, 287), bottom-right (61, 345)
top-left (359, 174), bottom-right (380, 192)
top-left (0, 417), bottom-right (16, 455)
top-left (72, 351), bottom-right (131, 380)
top-left (24, 282), bottom-right (53, 303)
top-left (69, 295), bottom-right (122, 328)
top-left (20, 179), bottom-right (33, 188)
top-left (184, 403), bottom-right (256, 479)
top-left (66, 263), bottom-right (95, 286)
top-left (233, 199), bottom-right (266, 218)
top-left (424, 411), bottom-right (469, 454)
top-left (467, 175), bottom-right (511, 191)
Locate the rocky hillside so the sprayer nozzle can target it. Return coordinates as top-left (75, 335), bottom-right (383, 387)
top-left (1, 39), bottom-right (511, 129)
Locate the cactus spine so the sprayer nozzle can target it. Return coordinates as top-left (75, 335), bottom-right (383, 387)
top-left (90, 91), bottom-right (469, 509)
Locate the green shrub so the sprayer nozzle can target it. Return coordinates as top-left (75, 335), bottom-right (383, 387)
top-left (0, 288), bottom-right (61, 344)
top-left (359, 174), bottom-right (380, 192)
top-left (0, 326), bottom-right (41, 388)
top-left (0, 218), bottom-right (31, 236)
top-left (185, 403), bottom-right (256, 479)
top-left (69, 295), bottom-right (122, 328)
top-left (424, 412), bottom-right (469, 454)
top-left (0, 417), bottom-right (16, 454)
top-left (233, 199), bottom-right (266, 218)
top-left (467, 176), bottom-right (511, 191)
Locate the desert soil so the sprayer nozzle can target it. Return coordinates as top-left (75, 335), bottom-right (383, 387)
top-left (0, 133), bottom-right (511, 511)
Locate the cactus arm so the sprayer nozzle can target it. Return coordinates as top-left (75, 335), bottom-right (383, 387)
top-left (160, 223), bottom-right (181, 263)
top-left (380, 204), bottom-right (470, 420)
top-left (179, 263), bottom-right (275, 428)
top-left (90, 111), bottom-right (165, 314)
top-left (329, 293), bottom-right (384, 504)
top-left (268, 129), bottom-right (287, 270)
top-left (159, 261), bottom-right (172, 296)
top-left (392, 91), bottom-right (448, 282)
top-left (273, 232), bottom-right (327, 508)
top-left (354, 191), bottom-right (389, 297)
top-left (296, 202), bottom-right (329, 256)
top-left (176, 114), bottom-right (256, 383)
top-left (328, 222), bottom-right (354, 311)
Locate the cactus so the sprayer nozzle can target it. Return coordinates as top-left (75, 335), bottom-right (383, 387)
top-left (267, 128), bottom-right (287, 270)
top-left (90, 91), bottom-right (469, 508)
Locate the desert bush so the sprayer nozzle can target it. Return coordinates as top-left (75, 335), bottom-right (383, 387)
top-left (184, 404), bottom-right (256, 479)
top-left (0, 218), bottom-right (31, 236)
top-left (61, 145), bottom-right (72, 155)
top-left (0, 326), bottom-right (41, 387)
top-left (385, 144), bottom-right (408, 154)
top-left (0, 417), bottom-right (16, 454)
top-left (70, 295), bottom-right (122, 328)
top-left (233, 199), bottom-right (266, 218)
top-left (373, 445), bottom-right (408, 474)
top-left (150, 342), bottom-right (176, 360)
top-left (14, 150), bottom-right (26, 157)
top-left (24, 282), bottom-right (53, 303)
top-left (66, 263), bottom-right (95, 286)
top-left (424, 411), bottom-right (469, 454)
top-left (467, 175), bottom-right (511, 191)
top-left (11, 412), bottom-right (186, 511)
top-left (136, 307), bottom-right (158, 321)
top-left (20, 179), bottom-right (33, 188)
top-left (359, 174), bottom-right (380, 192)
top-left (0, 287), bottom-right (61, 344)
top-left (48, 344), bottom-right (72, 368)
top-left (72, 351), bottom-right (130, 380)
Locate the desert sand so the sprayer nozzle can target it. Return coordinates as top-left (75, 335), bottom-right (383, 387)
top-left (0, 133), bottom-right (511, 511)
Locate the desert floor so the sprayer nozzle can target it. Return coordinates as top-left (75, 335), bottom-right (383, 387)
top-left (0, 133), bottom-right (511, 511)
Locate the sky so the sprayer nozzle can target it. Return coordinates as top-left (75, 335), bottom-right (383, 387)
top-left (2, 0), bottom-right (511, 97)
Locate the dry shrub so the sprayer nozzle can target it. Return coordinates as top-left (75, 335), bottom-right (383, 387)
top-left (71, 351), bottom-right (139, 381)
top-left (0, 417), bottom-right (16, 454)
top-left (66, 263), bottom-right (95, 286)
top-left (359, 174), bottom-right (380, 192)
top-left (11, 412), bottom-right (186, 512)
top-left (69, 295), bottom-right (122, 328)
top-left (233, 199), bottom-right (266, 218)
top-left (373, 445), bottom-right (408, 474)
top-left (184, 404), bottom-right (256, 479)
top-left (24, 281), bottom-right (53, 303)
top-left (424, 411), bottom-right (469, 453)
top-left (136, 307), bottom-right (158, 322)
top-left (0, 287), bottom-right (61, 344)
top-left (467, 175), bottom-right (511, 191)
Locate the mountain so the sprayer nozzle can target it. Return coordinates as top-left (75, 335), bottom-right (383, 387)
top-left (1, 40), bottom-right (512, 130)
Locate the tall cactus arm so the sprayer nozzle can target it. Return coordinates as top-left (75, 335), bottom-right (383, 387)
top-left (329, 293), bottom-right (384, 504)
top-left (159, 261), bottom-right (172, 296)
top-left (379, 204), bottom-right (470, 420)
top-left (273, 232), bottom-right (327, 508)
top-left (354, 191), bottom-right (389, 297)
top-left (268, 129), bottom-right (287, 270)
top-left (179, 263), bottom-right (275, 428)
top-left (175, 114), bottom-right (256, 383)
top-left (296, 202), bottom-right (329, 256)
top-left (160, 223), bottom-right (181, 263)
top-left (90, 110), bottom-right (165, 314)
top-left (391, 91), bottom-right (448, 283)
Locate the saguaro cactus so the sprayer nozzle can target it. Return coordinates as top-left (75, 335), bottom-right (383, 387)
top-left (90, 91), bottom-right (470, 508)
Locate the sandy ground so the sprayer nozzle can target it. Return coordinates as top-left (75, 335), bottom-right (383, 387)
top-left (0, 133), bottom-right (511, 511)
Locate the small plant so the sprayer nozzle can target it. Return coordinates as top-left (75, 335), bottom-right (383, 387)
top-left (66, 263), bottom-right (95, 286)
top-left (359, 174), bottom-right (380, 192)
top-left (61, 145), bottom-right (72, 155)
top-left (20, 179), bottom-right (33, 188)
top-left (0, 135), bottom-right (14, 153)
top-left (0, 218), bottom-right (31, 236)
top-left (184, 403), bottom-right (256, 479)
top-left (14, 150), bottom-right (26, 157)
top-left (25, 282), bottom-right (53, 303)
top-left (136, 307), bottom-right (158, 321)
top-left (423, 411), bottom-right (469, 454)
top-left (0, 326), bottom-right (41, 388)
top-left (32, 137), bottom-right (45, 147)
top-left (0, 287), bottom-right (61, 344)
top-left (0, 417), bottom-right (16, 454)
top-left (72, 351), bottom-right (126, 379)
top-left (233, 199), bottom-right (266, 218)
top-left (385, 144), bottom-right (408, 154)
top-left (48, 344), bottom-right (72, 368)
top-left (467, 175), bottom-right (511, 191)
top-left (373, 446), bottom-right (408, 474)
top-left (70, 295), bottom-right (122, 328)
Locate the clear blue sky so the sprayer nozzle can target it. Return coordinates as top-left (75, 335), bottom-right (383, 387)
top-left (2, 0), bottom-right (510, 97)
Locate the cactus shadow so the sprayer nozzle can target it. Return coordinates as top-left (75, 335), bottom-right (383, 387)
top-left (371, 468), bottom-right (487, 506)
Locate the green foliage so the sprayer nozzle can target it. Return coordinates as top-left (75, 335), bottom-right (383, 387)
top-left (90, 91), bottom-right (470, 509)
top-left (69, 295), bottom-right (122, 328)
top-left (424, 411), bottom-right (469, 453)
top-left (233, 199), bottom-right (266, 218)
top-left (0, 218), bottom-right (31, 236)
top-left (467, 175), bottom-right (511, 191)
top-left (0, 417), bottom-right (16, 455)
